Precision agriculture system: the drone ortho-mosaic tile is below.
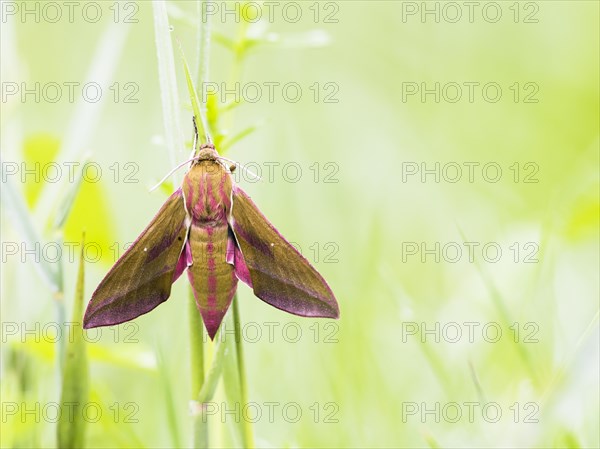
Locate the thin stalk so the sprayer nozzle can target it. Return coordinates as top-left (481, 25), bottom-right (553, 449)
top-left (152, 0), bottom-right (185, 182)
top-left (180, 47), bottom-right (210, 145)
top-left (0, 169), bottom-right (59, 291)
top-left (189, 290), bottom-right (205, 396)
top-left (189, 288), bottom-right (207, 449)
top-left (53, 232), bottom-right (66, 370)
top-left (57, 232), bottom-right (89, 448)
top-left (190, 323), bottom-right (227, 448)
top-left (540, 309), bottom-right (600, 407)
top-left (52, 164), bottom-right (86, 375)
top-left (232, 294), bottom-right (254, 448)
top-left (458, 227), bottom-right (539, 386)
top-left (156, 347), bottom-right (182, 448)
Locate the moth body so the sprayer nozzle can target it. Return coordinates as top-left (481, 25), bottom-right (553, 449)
top-left (182, 150), bottom-right (238, 337)
top-left (83, 143), bottom-right (339, 340)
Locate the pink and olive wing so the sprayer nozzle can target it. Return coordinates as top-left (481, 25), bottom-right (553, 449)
top-left (83, 189), bottom-right (188, 328)
top-left (229, 186), bottom-right (339, 318)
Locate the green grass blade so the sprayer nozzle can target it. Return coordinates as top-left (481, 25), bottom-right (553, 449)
top-left (156, 346), bottom-right (182, 448)
top-left (221, 123), bottom-right (261, 153)
top-left (468, 359), bottom-right (487, 404)
top-left (57, 233), bottom-right (90, 448)
top-left (0, 165), bottom-right (59, 291)
top-left (189, 287), bottom-right (207, 449)
top-left (222, 295), bottom-right (254, 448)
top-left (179, 44), bottom-right (210, 145)
top-left (51, 158), bottom-right (87, 231)
top-left (423, 432), bottom-right (441, 449)
top-left (189, 287), bottom-right (205, 403)
top-left (211, 31), bottom-right (235, 51)
top-left (33, 22), bottom-right (130, 224)
top-left (541, 309), bottom-right (599, 406)
top-left (197, 333), bottom-right (226, 405)
top-left (152, 0), bottom-right (185, 181)
top-left (190, 329), bottom-right (226, 448)
top-left (232, 295), bottom-right (254, 448)
top-left (457, 226), bottom-right (540, 385)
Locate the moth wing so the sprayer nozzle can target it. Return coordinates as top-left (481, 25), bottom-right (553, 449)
top-left (83, 189), bottom-right (188, 328)
top-left (230, 186), bottom-right (339, 318)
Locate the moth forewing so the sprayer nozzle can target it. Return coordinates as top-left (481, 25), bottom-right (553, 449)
top-left (83, 189), bottom-right (188, 329)
top-left (228, 186), bottom-right (339, 319)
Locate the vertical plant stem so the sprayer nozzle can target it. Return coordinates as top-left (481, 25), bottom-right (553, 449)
top-left (152, 0), bottom-right (185, 182)
top-left (189, 289), bottom-right (205, 397)
top-left (54, 232), bottom-right (66, 371)
top-left (458, 227), bottom-right (539, 386)
top-left (232, 294), bottom-right (254, 448)
top-left (189, 288), bottom-right (208, 448)
top-left (180, 48), bottom-right (208, 145)
top-left (57, 232), bottom-right (89, 448)
top-left (157, 347), bottom-right (183, 448)
top-left (0, 170), bottom-right (60, 291)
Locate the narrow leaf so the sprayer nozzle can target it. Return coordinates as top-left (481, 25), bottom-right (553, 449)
top-left (458, 226), bottom-right (539, 384)
top-left (232, 296), bottom-right (254, 448)
top-left (212, 31), bottom-right (235, 51)
top-left (0, 165), bottom-right (59, 291)
top-left (152, 0), bottom-right (185, 182)
top-left (190, 329), bottom-right (226, 448)
top-left (221, 297), bottom-right (254, 448)
top-left (179, 43), bottom-right (210, 144)
top-left (57, 233), bottom-right (90, 448)
top-left (52, 158), bottom-right (87, 231)
top-left (197, 332), bottom-right (226, 404)
top-left (221, 123), bottom-right (262, 153)
top-left (189, 287), bottom-right (205, 399)
top-left (189, 286), bottom-right (208, 449)
top-left (33, 22), bottom-right (130, 223)
top-left (156, 347), bottom-right (182, 448)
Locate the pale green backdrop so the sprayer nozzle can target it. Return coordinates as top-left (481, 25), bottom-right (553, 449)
top-left (1, 1), bottom-right (598, 448)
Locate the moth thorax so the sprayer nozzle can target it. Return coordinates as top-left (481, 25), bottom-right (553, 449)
top-left (197, 144), bottom-right (218, 162)
top-left (196, 159), bottom-right (226, 176)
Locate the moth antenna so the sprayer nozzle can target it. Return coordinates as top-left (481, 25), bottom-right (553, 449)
top-left (191, 116), bottom-right (199, 154)
top-left (188, 117), bottom-right (199, 162)
top-left (149, 156), bottom-right (201, 192)
top-left (217, 156), bottom-right (262, 181)
top-left (187, 148), bottom-right (196, 163)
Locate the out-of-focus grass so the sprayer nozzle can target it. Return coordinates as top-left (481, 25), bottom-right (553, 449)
top-left (1, 1), bottom-right (598, 448)
top-left (57, 234), bottom-right (89, 448)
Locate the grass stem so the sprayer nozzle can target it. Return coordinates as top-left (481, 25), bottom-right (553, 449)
top-left (232, 294), bottom-right (254, 448)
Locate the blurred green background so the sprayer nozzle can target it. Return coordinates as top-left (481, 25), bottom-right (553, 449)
top-left (1, 1), bottom-right (598, 448)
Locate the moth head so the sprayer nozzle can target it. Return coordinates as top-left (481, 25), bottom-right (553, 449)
top-left (196, 143), bottom-right (218, 163)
